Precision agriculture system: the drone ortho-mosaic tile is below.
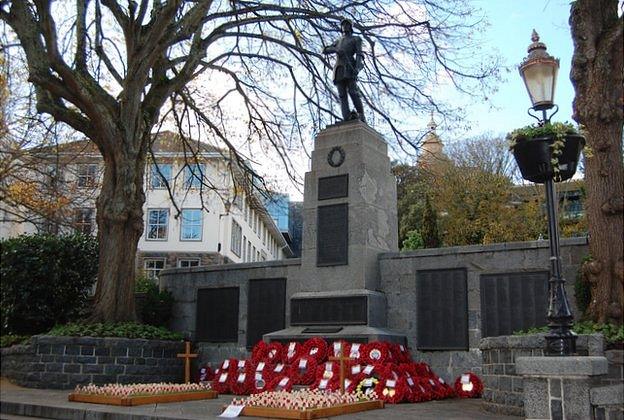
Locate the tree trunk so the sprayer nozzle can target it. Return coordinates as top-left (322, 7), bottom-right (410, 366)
top-left (89, 128), bottom-right (148, 322)
top-left (570, 0), bottom-right (623, 324)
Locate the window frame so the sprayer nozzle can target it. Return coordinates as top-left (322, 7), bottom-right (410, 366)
top-left (143, 258), bottom-right (166, 280)
top-left (180, 208), bottom-right (203, 241)
top-left (76, 164), bottom-right (98, 188)
top-left (149, 163), bottom-right (173, 190)
top-left (183, 163), bottom-right (204, 189)
top-left (74, 207), bottom-right (95, 235)
top-left (178, 258), bottom-right (201, 268)
top-left (146, 208), bottom-right (169, 241)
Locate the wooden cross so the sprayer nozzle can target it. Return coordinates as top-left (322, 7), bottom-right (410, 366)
top-left (177, 341), bottom-right (198, 383)
top-left (329, 346), bottom-right (353, 394)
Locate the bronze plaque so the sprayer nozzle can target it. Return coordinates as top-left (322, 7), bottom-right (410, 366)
top-left (316, 203), bottom-right (348, 266)
top-left (318, 174), bottom-right (348, 200)
top-left (291, 296), bottom-right (367, 325)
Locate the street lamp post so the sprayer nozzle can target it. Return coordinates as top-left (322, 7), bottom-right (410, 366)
top-left (519, 30), bottom-right (577, 356)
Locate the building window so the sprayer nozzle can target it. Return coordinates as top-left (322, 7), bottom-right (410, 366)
top-left (75, 208), bottom-right (95, 235)
top-left (252, 246), bottom-right (257, 262)
top-left (183, 164), bottom-right (203, 189)
top-left (147, 209), bottom-right (169, 240)
top-left (253, 212), bottom-right (258, 233)
top-left (150, 163), bottom-right (172, 189)
top-left (244, 204), bottom-right (248, 223)
top-left (242, 235), bottom-right (247, 261)
top-left (178, 258), bottom-right (200, 268)
top-left (144, 258), bottom-right (165, 280)
top-left (231, 220), bottom-right (242, 256)
top-left (77, 164), bottom-right (98, 187)
top-left (180, 209), bottom-right (202, 241)
top-left (247, 241), bottom-right (252, 263)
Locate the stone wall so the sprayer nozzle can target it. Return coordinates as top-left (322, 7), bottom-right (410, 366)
top-left (1, 336), bottom-right (184, 389)
top-left (479, 334), bottom-right (606, 416)
top-left (378, 237), bottom-right (588, 383)
top-left (162, 237), bottom-right (588, 381)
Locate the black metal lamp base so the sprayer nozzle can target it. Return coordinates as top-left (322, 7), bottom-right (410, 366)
top-left (545, 330), bottom-right (577, 356)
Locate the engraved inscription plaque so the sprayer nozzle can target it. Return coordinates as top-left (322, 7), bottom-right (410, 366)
top-left (291, 296), bottom-right (367, 325)
top-left (196, 287), bottom-right (239, 342)
top-left (316, 203), bottom-right (348, 266)
top-left (247, 278), bottom-right (286, 348)
top-left (318, 174), bottom-right (348, 200)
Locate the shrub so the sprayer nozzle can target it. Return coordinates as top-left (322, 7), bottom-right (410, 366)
top-left (135, 279), bottom-right (174, 327)
top-left (0, 334), bottom-right (31, 348)
top-left (514, 321), bottom-right (624, 345)
top-left (47, 322), bottom-right (183, 341)
top-left (0, 234), bottom-right (98, 335)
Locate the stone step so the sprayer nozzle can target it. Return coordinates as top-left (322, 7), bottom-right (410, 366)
top-left (591, 384), bottom-right (624, 420)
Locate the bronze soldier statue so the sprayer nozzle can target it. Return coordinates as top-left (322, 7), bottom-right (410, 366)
top-left (323, 19), bottom-right (366, 123)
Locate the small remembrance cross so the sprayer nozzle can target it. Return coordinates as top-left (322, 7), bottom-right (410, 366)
top-left (329, 346), bottom-right (352, 394)
top-left (177, 341), bottom-right (198, 383)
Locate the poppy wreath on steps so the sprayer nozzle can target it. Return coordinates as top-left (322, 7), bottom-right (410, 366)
top-left (424, 376), bottom-right (448, 400)
top-left (347, 342), bottom-right (364, 363)
top-left (397, 362), bottom-right (418, 378)
top-left (264, 342), bottom-right (284, 364)
top-left (229, 368), bottom-right (254, 395)
top-left (302, 337), bottom-right (328, 363)
top-left (403, 372), bottom-right (422, 403)
top-left (250, 341), bottom-right (269, 364)
top-left (249, 370), bottom-right (271, 394)
top-left (212, 369), bottom-right (232, 394)
top-left (312, 361), bottom-right (341, 391)
top-left (412, 361), bottom-right (435, 378)
top-left (267, 374), bottom-right (294, 392)
top-left (374, 374), bottom-right (408, 404)
top-left (270, 362), bottom-right (288, 378)
top-left (288, 356), bottom-right (318, 385)
top-left (393, 343), bottom-right (412, 363)
top-left (413, 377), bottom-right (435, 402)
top-left (454, 372), bottom-right (483, 398)
top-left (363, 341), bottom-right (391, 365)
top-left (284, 341), bottom-right (301, 364)
top-left (434, 375), bottom-right (455, 398)
top-left (329, 340), bottom-right (351, 359)
top-left (198, 365), bottom-right (214, 382)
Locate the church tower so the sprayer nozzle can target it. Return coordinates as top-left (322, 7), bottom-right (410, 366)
top-left (418, 113), bottom-right (448, 172)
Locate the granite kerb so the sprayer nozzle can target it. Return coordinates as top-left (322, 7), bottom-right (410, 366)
top-left (160, 257), bottom-right (302, 277)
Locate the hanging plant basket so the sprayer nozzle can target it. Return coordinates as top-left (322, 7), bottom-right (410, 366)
top-left (509, 122), bottom-right (585, 184)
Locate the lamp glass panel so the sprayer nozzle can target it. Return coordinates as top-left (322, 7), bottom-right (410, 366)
top-left (522, 62), bottom-right (558, 106)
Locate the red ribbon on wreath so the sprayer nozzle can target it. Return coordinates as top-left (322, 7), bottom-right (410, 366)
top-left (302, 337), bottom-right (328, 363)
top-left (412, 362), bottom-right (435, 378)
top-left (413, 377), bottom-right (435, 402)
top-left (288, 356), bottom-right (317, 385)
top-left (402, 371), bottom-right (422, 403)
top-left (433, 375), bottom-right (455, 398)
top-left (284, 341), bottom-right (301, 364)
top-left (454, 372), bottom-right (483, 398)
top-left (363, 341), bottom-right (391, 364)
top-left (392, 343), bottom-right (412, 363)
top-left (267, 374), bottom-right (293, 392)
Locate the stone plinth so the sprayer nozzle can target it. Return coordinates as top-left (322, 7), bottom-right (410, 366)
top-left (300, 120), bottom-right (398, 292)
top-left (517, 356), bottom-right (608, 420)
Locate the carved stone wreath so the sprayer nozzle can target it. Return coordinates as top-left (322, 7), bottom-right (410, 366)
top-left (327, 146), bottom-right (346, 167)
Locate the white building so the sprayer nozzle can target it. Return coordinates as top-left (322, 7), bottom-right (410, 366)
top-left (0, 132), bottom-right (292, 280)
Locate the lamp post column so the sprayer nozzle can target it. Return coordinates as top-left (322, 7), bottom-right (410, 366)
top-left (543, 178), bottom-right (576, 356)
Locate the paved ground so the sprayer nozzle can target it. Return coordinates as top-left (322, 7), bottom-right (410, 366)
top-left (1, 378), bottom-right (519, 419)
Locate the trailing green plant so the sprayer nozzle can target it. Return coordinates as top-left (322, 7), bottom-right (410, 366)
top-left (402, 230), bottom-right (424, 251)
top-left (507, 122), bottom-right (579, 177)
top-left (0, 334), bottom-right (31, 348)
top-left (514, 321), bottom-right (624, 345)
top-left (574, 255), bottom-right (593, 316)
top-left (46, 322), bottom-right (183, 341)
top-left (135, 280), bottom-right (174, 327)
top-left (0, 234), bottom-right (98, 335)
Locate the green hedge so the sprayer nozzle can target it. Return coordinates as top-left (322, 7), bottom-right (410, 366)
top-left (514, 321), bottom-right (624, 345)
top-left (0, 234), bottom-right (98, 335)
top-left (47, 322), bottom-right (183, 341)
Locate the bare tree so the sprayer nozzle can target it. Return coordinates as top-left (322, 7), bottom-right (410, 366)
top-left (570, 0), bottom-right (623, 324)
top-left (1, 1), bottom-right (497, 322)
top-left (445, 133), bottom-right (520, 180)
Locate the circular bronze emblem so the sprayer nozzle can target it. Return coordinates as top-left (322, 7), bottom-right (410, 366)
top-left (327, 146), bottom-right (345, 167)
